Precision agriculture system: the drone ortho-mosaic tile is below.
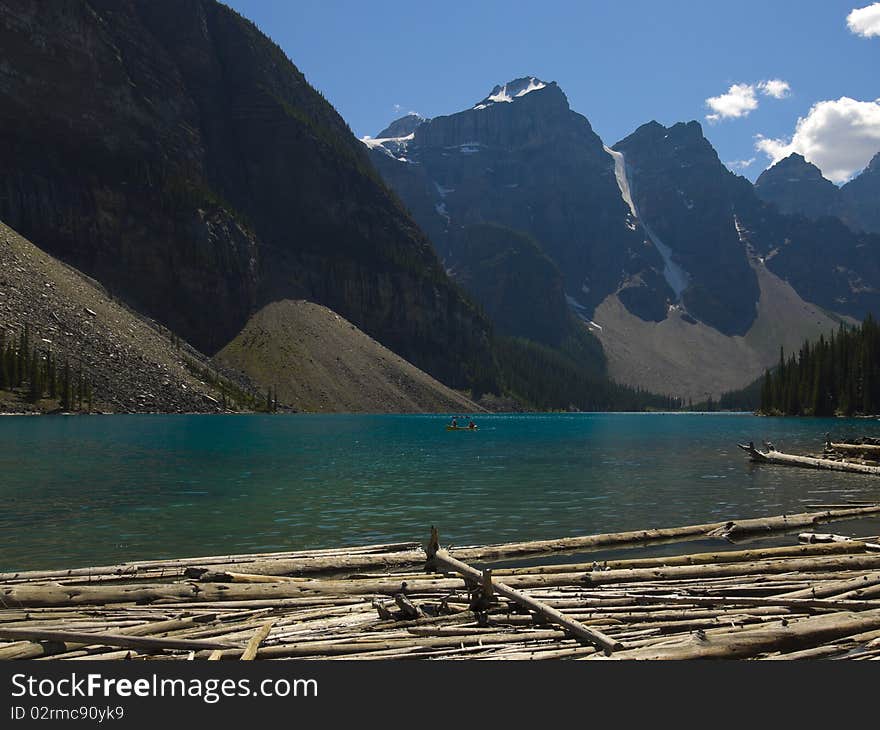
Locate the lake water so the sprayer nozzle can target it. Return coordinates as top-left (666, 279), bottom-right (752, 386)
top-left (3, 413), bottom-right (880, 571)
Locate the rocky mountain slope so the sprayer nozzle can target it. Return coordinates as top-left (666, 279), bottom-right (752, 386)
top-left (0, 220), bottom-right (256, 413)
top-left (366, 80), bottom-right (880, 399)
top-left (364, 77), bottom-right (658, 320)
top-left (754, 154), bottom-right (842, 220)
top-left (754, 151), bottom-right (880, 236)
top-left (841, 152), bottom-right (880, 234)
top-left (594, 257), bottom-right (843, 399)
top-left (0, 0), bottom-right (495, 392)
top-left (613, 121), bottom-right (759, 336)
top-left (215, 300), bottom-right (481, 413)
top-left (450, 223), bottom-right (571, 346)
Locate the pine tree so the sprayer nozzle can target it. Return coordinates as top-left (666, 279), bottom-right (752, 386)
top-left (0, 331), bottom-right (7, 390)
top-left (61, 361), bottom-right (72, 411)
top-left (27, 348), bottom-right (41, 402)
top-left (760, 317), bottom-right (880, 416)
top-left (47, 350), bottom-right (57, 399)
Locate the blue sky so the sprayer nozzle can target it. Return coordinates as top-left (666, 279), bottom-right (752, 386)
top-left (224, 0), bottom-right (880, 182)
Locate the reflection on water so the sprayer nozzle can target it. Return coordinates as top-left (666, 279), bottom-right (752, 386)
top-left (2, 413), bottom-right (880, 570)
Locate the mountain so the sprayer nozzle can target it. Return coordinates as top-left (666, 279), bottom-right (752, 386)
top-left (754, 151), bottom-right (880, 237)
top-left (607, 122), bottom-right (880, 397)
top-left (451, 224), bottom-right (570, 346)
top-left (613, 120), bottom-right (759, 336)
top-left (841, 152), bottom-right (880, 234)
top-left (375, 113), bottom-right (425, 140)
top-left (216, 300), bottom-right (481, 413)
top-left (367, 84), bottom-right (880, 400)
top-left (363, 77), bottom-right (660, 322)
top-left (754, 154), bottom-right (841, 221)
top-left (0, 0), bottom-right (496, 392)
top-left (0, 220), bottom-right (256, 413)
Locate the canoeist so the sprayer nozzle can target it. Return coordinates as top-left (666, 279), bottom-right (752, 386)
top-left (467, 418), bottom-right (476, 430)
top-left (450, 416), bottom-right (458, 429)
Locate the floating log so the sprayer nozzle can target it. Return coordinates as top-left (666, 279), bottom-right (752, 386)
top-left (829, 442), bottom-right (880, 459)
top-left (739, 442), bottom-right (880, 475)
top-left (604, 608), bottom-right (880, 660)
top-left (0, 614), bottom-right (219, 661)
top-left (494, 540), bottom-right (866, 576)
top-left (0, 627), bottom-right (234, 653)
top-left (799, 533), bottom-right (880, 551)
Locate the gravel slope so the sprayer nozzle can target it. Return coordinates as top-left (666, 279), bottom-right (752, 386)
top-left (216, 300), bottom-right (483, 413)
top-left (0, 221), bottom-right (253, 413)
top-left (594, 260), bottom-right (844, 401)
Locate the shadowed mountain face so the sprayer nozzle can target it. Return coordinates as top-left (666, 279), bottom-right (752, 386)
top-left (0, 0), bottom-right (496, 390)
top-left (451, 223), bottom-right (570, 346)
top-left (754, 151), bottom-right (880, 237)
top-left (364, 78), bottom-right (662, 321)
top-left (754, 154), bottom-right (842, 220)
top-left (841, 152), bottom-right (880, 235)
top-left (613, 121), bottom-right (760, 336)
top-left (366, 83), bottom-right (880, 397)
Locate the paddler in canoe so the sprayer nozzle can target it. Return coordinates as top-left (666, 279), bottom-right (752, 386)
top-left (446, 416), bottom-right (478, 431)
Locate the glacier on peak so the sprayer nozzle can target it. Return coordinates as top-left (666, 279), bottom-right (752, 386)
top-left (474, 76), bottom-right (549, 109)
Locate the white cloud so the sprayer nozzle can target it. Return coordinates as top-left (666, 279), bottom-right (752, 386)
top-left (848, 3), bottom-right (880, 37)
top-left (392, 103), bottom-right (402, 113)
top-left (706, 83), bottom-right (758, 122)
top-left (705, 79), bottom-right (791, 122)
top-left (757, 79), bottom-right (791, 99)
top-left (755, 97), bottom-right (880, 183)
top-left (726, 158), bottom-right (756, 170)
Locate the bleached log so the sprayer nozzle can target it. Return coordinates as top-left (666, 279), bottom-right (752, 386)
top-left (799, 533), bottom-right (880, 551)
top-left (0, 627), bottom-right (233, 653)
top-left (240, 620), bottom-right (276, 661)
top-left (739, 443), bottom-right (880, 475)
top-left (603, 609), bottom-right (880, 660)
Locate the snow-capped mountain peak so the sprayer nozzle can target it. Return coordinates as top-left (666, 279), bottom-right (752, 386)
top-left (474, 76), bottom-right (550, 109)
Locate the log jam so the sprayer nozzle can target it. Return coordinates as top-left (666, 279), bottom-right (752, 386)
top-left (3, 506), bottom-right (880, 660)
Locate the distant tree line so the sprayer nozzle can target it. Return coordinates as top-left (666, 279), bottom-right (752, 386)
top-left (759, 316), bottom-right (880, 416)
top-left (495, 336), bottom-right (684, 412)
top-left (0, 325), bottom-right (92, 410)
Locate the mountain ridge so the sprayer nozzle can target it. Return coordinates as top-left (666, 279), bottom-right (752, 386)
top-left (366, 76), bottom-right (880, 398)
top-left (0, 0), bottom-right (497, 393)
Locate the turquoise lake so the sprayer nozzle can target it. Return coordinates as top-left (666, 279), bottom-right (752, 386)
top-left (3, 413), bottom-right (880, 571)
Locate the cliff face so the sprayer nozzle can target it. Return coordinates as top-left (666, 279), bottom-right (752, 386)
top-left (0, 0), bottom-right (495, 389)
top-left (841, 152), bottom-right (880, 235)
top-left (754, 154), bottom-right (841, 220)
top-left (364, 78), bottom-right (658, 319)
top-left (613, 121), bottom-right (760, 336)
top-left (754, 152), bottom-right (880, 237)
top-left (451, 224), bottom-right (571, 346)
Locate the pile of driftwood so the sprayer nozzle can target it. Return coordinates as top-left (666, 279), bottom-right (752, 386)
top-left (3, 506), bottom-right (880, 660)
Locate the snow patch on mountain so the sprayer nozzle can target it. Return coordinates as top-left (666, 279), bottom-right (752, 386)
top-left (604, 146), bottom-right (637, 217)
top-left (604, 145), bottom-right (690, 300)
top-left (475, 77), bottom-right (548, 109)
top-left (434, 182), bottom-right (455, 198)
top-left (360, 132), bottom-right (414, 161)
